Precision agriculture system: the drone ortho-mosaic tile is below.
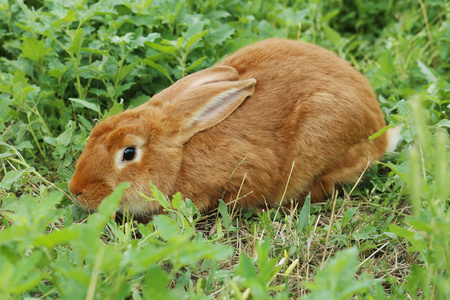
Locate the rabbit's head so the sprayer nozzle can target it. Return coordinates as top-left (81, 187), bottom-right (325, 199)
top-left (68, 66), bottom-right (256, 218)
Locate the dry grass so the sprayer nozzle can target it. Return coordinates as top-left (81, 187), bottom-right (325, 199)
top-left (188, 183), bottom-right (416, 298)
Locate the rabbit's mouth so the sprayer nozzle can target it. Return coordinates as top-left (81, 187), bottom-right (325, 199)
top-left (69, 192), bottom-right (83, 207)
top-left (69, 193), bottom-right (97, 213)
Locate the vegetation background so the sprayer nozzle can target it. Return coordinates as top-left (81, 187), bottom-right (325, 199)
top-left (0, 0), bottom-right (448, 299)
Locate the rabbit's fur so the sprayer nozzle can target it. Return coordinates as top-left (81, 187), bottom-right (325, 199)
top-left (69, 38), bottom-right (396, 222)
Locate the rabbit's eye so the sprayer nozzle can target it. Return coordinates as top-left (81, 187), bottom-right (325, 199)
top-left (123, 147), bottom-right (136, 161)
top-left (115, 145), bottom-right (141, 168)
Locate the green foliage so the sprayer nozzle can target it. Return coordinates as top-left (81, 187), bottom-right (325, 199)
top-left (0, 184), bottom-right (231, 299)
top-left (388, 97), bottom-right (450, 299)
top-left (304, 248), bottom-right (379, 300)
top-left (0, 0), bottom-right (449, 298)
top-left (233, 239), bottom-right (286, 298)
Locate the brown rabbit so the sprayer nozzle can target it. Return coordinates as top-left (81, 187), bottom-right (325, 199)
top-left (68, 38), bottom-right (398, 222)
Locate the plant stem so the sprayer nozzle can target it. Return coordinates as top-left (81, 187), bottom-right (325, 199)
top-left (26, 114), bottom-right (45, 158)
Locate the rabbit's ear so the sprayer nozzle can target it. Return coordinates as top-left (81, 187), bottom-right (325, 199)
top-left (162, 69), bottom-right (256, 143)
top-left (154, 66), bottom-right (242, 103)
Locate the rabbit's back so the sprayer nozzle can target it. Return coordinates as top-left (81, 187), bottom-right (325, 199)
top-left (218, 38), bottom-right (385, 143)
top-left (177, 38), bottom-right (388, 209)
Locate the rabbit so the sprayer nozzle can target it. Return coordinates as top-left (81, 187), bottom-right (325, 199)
top-left (68, 38), bottom-right (399, 222)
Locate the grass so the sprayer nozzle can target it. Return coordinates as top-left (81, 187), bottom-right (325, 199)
top-left (0, 0), bottom-right (449, 299)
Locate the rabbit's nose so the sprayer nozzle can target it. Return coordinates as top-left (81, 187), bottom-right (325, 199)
top-left (68, 177), bottom-right (83, 196)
